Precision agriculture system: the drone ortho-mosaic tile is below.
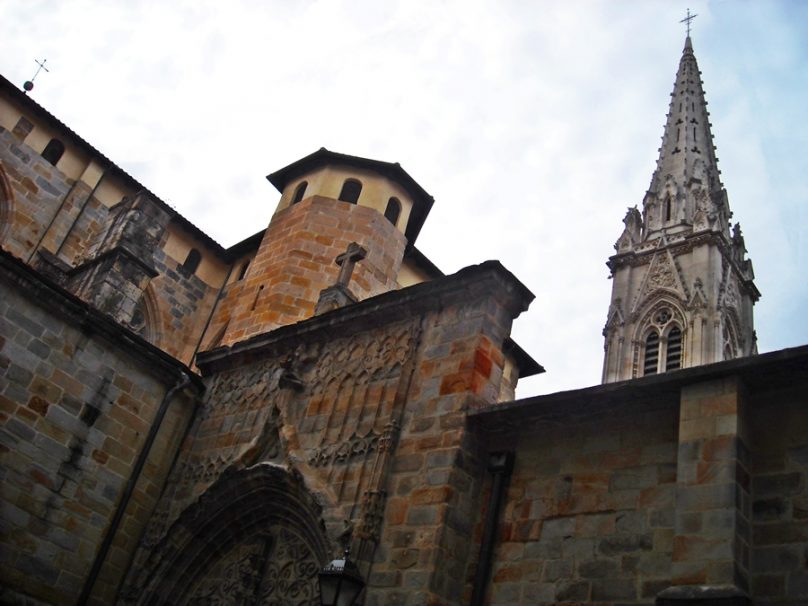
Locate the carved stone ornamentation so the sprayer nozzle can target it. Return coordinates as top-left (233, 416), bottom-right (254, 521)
top-left (615, 207), bottom-right (642, 252)
top-left (356, 490), bottom-right (387, 543)
top-left (720, 272), bottom-right (741, 315)
top-left (308, 427), bottom-right (382, 467)
top-left (184, 528), bottom-right (320, 605)
top-left (648, 255), bottom-right (676, 289)
top-left (126, 465), bottom-right (330, 605)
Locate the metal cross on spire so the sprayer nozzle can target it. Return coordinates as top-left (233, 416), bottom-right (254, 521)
top-left (679, 8), bottom-right (698, 37)
top-left (23, 58), bottom-right (49, 93)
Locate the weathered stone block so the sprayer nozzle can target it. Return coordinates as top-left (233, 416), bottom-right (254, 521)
top-left (540, 516), bottom-right (575, 540)
top-left (591, 577), bottom-right (636, 600)
top-left (578, 557), bottom-right (620, 578)
top-left (753, 472), bottom-right (803, 498)
top-left (541, 558), bottom-right (572, 582)
top-left (555, 580), bottom-right (589, 601)
top-left (599, 534), bottom-right (653, 556)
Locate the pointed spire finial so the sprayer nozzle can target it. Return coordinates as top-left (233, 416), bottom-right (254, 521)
top-left (679, 8), bottom-right (697, 38)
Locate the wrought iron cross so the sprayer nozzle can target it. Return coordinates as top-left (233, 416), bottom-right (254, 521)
top-left (30, 58), bottom-right (49, 82)
top-left (680, 8), bottom-right (697, 36)
top-left (335, 242), bottom-right (367, 288)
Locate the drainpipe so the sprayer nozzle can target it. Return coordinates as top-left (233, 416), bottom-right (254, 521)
top-left (77, 372), bottom-right (192, 606)
top-left (470, 451), bottom-right (514, 606)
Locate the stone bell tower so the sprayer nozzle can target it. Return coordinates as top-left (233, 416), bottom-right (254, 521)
top-left (210, 148), bottom-right (434, 347)
top-left (602, 36), bottom-right (759, 383)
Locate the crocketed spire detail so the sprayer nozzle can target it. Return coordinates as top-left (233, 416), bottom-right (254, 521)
top-left (602, 36), bottom-right (760, 384)
top-left (641, 36), bottom-right (730, 241)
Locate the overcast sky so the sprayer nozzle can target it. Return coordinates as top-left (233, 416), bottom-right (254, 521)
top-left (3, 0), bottom-right (806, 397)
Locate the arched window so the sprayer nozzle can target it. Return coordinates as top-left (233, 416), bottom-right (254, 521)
top-left (384, 197), bottom-right (401, 226)
top-left (182, 248), bottom-right (202, 275)
top-left (291, 181), bottom-right (307, 204)
top-left (665, 326), bottom-right (682, 371)
top-left (664, 196), bottom-right (672, 222)
top-left (637, 305), bottom-right (685, 377)
top-left (42, 138), bottom-right (65, 166)
top-left (338, 179), bottom-right (362, 204)
top-left (643, 331), bottom-right (660, 376)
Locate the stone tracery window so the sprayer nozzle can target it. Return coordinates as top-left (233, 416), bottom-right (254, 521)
top-left (643, 331), bottom-right (660, 376)
top-left (665, 325), bottom-right (682, 371)
top-left (640, 305), bottom-right (684, 376)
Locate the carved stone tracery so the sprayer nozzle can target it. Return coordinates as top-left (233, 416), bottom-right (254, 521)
top-left (185, 527), bottom-right (320, 606)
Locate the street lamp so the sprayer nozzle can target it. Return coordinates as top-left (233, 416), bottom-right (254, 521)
top-left (318, 548), bottom-right (365, 606)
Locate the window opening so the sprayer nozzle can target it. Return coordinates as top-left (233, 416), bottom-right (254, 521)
top-left (182, 248), bottom-right (202, 275)
top-left (644, 331), bottom-right (660, 376)
top-left (666, 326), bottom-right (682, 371)
top-left (384, 197), bottom-right (401, 226)
top-left (237, 260), bottom-right (250, 281)
top-left (338, 179), bottom-right (362, 204)
top-left (292, 181), bottom-right (307, 204)
top-left (42, 138), bottom-right (65, 166)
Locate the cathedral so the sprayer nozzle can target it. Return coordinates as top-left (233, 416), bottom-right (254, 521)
top-left (1, 35), bottom-right (806, 606)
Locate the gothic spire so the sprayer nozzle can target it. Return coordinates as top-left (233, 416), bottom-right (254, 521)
top-left (641, 35), bottom-right (728, 240)
top-left (651, 35), bottom-right (722, 194)
top-left (603, 33), bottom-right (759, 384)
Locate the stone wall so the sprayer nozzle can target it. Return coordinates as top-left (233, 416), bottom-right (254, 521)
top-left (1, 128), bottom-right (223, 366)
top-left (749, 385), bottom-right (808, 605)
top-left (0, 127), bottom-right (105, 265)
top-left (210, 195), bottom-right (408, 346)
top-left (478, 396), bottom-right (679, 604)
top-left (144, 246), bottom-right (221, 364)
top-left (0, 251), bottom-right (200, 605)
top-left (122, 261), bottom-right (533, 605)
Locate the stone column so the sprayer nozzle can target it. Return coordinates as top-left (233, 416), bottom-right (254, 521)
top-left (658, 376), bottom-right (751, 605)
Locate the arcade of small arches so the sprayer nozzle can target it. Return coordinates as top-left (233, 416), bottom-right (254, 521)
top-left (291, 178), bottom-right (404, 228)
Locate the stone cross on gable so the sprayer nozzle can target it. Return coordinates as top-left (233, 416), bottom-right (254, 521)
top-left (335, 242), bottom-right (367, 288)
top-left (314, 242), bottom-right (368, 315)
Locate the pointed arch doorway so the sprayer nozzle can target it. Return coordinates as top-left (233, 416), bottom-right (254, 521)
top-left (133, 465), bottom-right (331, 605)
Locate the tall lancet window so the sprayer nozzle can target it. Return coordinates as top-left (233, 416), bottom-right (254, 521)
top-left (666, 326), bottom-right (683, 371)
top-left (643, 331), bottom-right (660, 376)
top-left (640, 307), bottom-right (684, 376)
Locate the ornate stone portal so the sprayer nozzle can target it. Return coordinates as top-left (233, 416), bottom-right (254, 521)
top-left (125, 465), bottom-right (330, 605)
top-left (184, 527), bottom-right (320, 605)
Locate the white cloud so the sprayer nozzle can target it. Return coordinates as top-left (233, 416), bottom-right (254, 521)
top-left (2, 0), bottom-right (805, 396)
